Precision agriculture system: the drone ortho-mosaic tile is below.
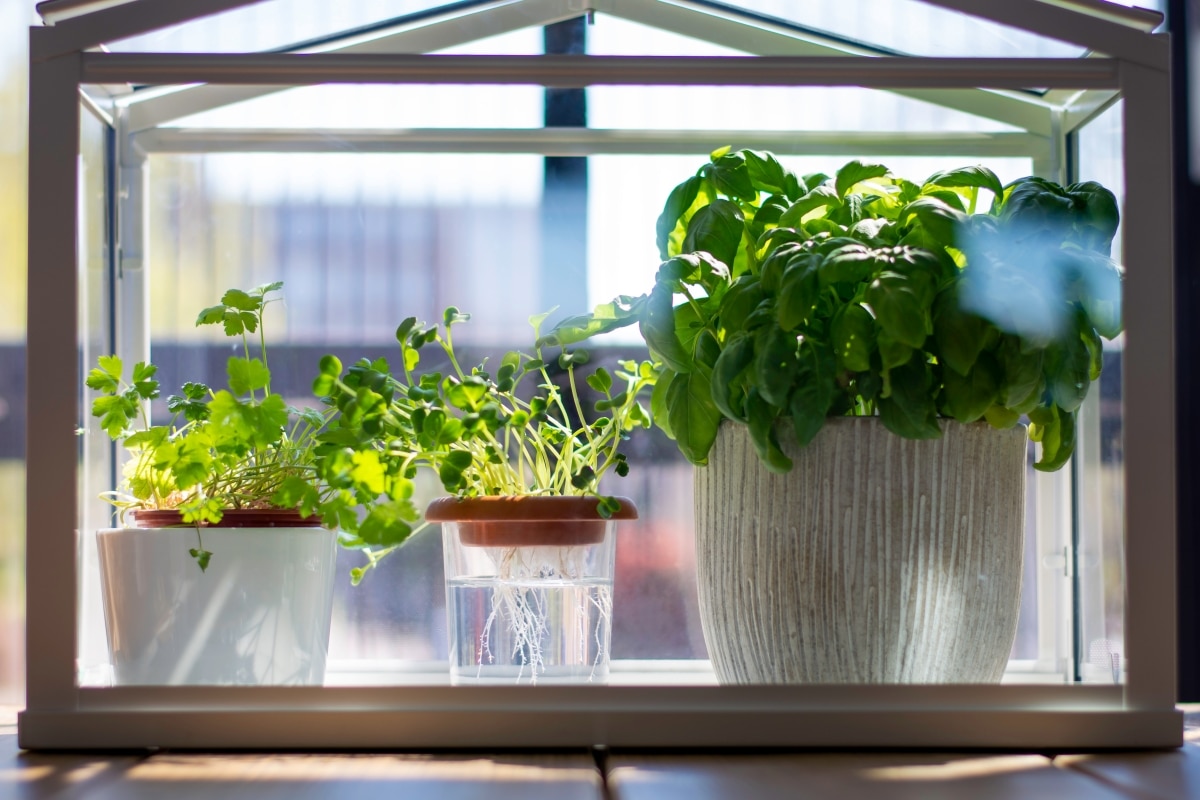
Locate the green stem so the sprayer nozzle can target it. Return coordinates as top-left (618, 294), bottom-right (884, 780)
top-left (441, 327), bottom-right (466, 380)
top-left (259, 307), bottom-right (271, 396)
top-left (678, 284), bottom-right (721, 341)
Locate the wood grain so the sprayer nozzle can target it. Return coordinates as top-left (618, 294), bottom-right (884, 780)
top-left (1, 717), bottom-right (147, 799)
top-left (694, 418), bottom-right (1028, 684)
top-left (608, 754), bottom-right (1135, 800)
top-left (1058, 741), bottom-right (1200, 800)
top-left (1, 736), bottom-right (601, 800)
top-left (66, 753), bottom-right (603, 800)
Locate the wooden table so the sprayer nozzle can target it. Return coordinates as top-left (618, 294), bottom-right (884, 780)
top-left (4, 708), bottom-right (1199, 799)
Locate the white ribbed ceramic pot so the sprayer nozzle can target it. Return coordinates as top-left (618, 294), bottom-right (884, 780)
top-left (694, 418), bottom-right (1027, 684)
top-left (97, 514), bottom-right (337, 686)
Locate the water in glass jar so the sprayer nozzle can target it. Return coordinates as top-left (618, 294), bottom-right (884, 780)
top-left (447, 576), bottom-right (613, 685)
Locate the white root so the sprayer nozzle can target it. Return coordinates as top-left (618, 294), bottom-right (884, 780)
top-left (474, 545), bottom-right (612, 685)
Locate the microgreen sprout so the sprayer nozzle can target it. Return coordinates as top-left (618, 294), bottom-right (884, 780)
top-left (308, 308), bottom-right (655, 584)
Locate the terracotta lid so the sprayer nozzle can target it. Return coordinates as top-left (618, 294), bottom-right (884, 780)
top-left (127, 508), bottom-right (323, 528)
top-left (426, 496), bottom-right (637, 548)
top-left (425, 495), bottom-right (637, 522)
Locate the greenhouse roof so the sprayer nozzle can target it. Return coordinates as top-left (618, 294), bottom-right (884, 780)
top-left (33, 0), bottom-right (1165, 62)
top-left (32, 0), bottom-right (1167, 138)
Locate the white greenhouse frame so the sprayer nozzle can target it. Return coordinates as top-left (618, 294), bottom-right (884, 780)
top-left (20, 0), bottom-right (1182, 749)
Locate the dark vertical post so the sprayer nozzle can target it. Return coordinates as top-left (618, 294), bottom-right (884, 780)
top-left (1170, 0), bottom-right (1200, 701)
top-left (540, 17), bottom-right (588, 321)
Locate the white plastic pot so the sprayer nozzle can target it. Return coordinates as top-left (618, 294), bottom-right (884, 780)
top-left (96, 514), bottom-right (337, 686)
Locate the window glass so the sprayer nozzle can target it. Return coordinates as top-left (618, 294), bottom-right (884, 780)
top-left (708, 0), bottom-right (1084, 57)
top-left (138, 151), bottom-right (546, 672)
top-left (106, 0), bottom-right (479, 53)
top-left (586, 16), bottom-right (1023, 133)
top-left (76, 106), bottom-right (114, 687)
top-left (0, 0), bottom-right (32, 705)
top-left (588, 152), bottom-right (1053, 676)
top-left (152, 29), bottom-right (545, 131)
top-left (61, 8), bottom-right (1133, 689)
top-left (1075, 100), bottom-right (1127, 684)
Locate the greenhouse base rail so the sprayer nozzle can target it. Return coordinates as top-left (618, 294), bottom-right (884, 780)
top-left (17, 707), bottom-right (1184, 751)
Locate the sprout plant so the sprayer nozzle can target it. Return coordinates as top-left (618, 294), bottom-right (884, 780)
top-left (85, 282), bottom-right (333, 570)
top-left (295, 308), bottom-right (656, 585)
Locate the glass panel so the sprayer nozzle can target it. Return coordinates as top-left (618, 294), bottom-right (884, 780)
top-left (164, 82), bottom-right (544, 130)
top-left (1075, 100), bottom-right (1126, 684)
top-left (107, 0), bottom-right (481, 53)
top-left (588, 153), bottom-right (1069, 680)
top-left (0, 0), bottom-right (31, 705)
top-left (586, 19), bottom-right (1022, 132)
top-left (590, 83), bottom-right (1021, 133)
top-left (83, 75), bottom-right (1121, 689)
top-left (147, 28), bottom-right (544, 130)
top-left (133, 151), bottom-right (546, 677)
top-left (77, 105), bottom-right (114, 687)
top-left (707, 0), bottom-right (1084, 57)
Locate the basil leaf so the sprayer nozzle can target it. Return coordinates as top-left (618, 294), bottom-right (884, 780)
top-left (878, 356), bottom-right (941, 440)
top-left (867, 271), bottom-right (931, 349)
top-left (902, 196), bottom-right (966, 248)
top-left (1044, 328), bottom-right (1092, 413)
top-left (666, 369), bottom-right (722, 464)
top-left (656, 175), bottom-right (703, 260)
top-left (639, 284), bottom-right (693, 374)
top-left (790, 337), bottom-right (836, 447)
top-left (650, 367), bottom-right (677, 440)
top-left (835, 160), bottom-right (889, 200)
top-left (683, 199), bottom-right (744, 270)
top-left (744, 150), bottom-right (789, 195)
top-left (706, 152), bottom-right (757, 201)
top-left (1067, 181), bottom-right (1120, 255)
top-left (746, 390), bottom-right (792, 473)
top-left (718, 277), bottom-right (767, 335)
top-left (831, 303), bottom-right (875, 373)
top-left (820, 243), bottom-right (877, 287)
top-left (754, 325), bottom-right (801, 408)
top-left (941, 351), bottom-right (1001, 423)
top-left (932, 288), bottom-right (990, 376)
top-left (923, 165), bottom-right (1003, 197)
top-left (778, 185), bottom-right (840, 228)
top-left (777, 257), bottom-right (820, 331)
top-left (997, 335), bottom-right (1044, 409)
top-left (711, 333), bottom-right (754, 421)
top-left (1029, 404), bottom-right (1076, 472)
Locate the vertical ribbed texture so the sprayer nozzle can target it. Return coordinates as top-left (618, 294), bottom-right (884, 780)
top-left (694, 418), bottom-right (1027, 684)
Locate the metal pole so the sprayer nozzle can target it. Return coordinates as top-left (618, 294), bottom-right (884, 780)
top-left (23, 45), bottom-right (82, 715)
top-left (79, 53), bottom-right (1123, 89)
top-left (1120, 58), bottom-right (1178, 711)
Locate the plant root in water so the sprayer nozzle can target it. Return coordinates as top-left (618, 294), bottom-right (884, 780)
top-left (475, 545), bottom-right (612, 685)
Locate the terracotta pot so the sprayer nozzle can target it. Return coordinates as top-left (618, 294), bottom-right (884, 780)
top-left (694, 418), bottom-right (1027, 684)
top-left (128, 508), bottom-right (321, 528)
top-left (425, 495), bottom-right (636, 547)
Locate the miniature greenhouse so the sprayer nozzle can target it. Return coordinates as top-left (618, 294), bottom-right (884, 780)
top-left (19, 0), bottom-right (1180, 749)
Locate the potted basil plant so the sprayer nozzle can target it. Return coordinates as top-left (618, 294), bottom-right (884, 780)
top-left (548, 148), bottom-right (1122, 685)
top-left (300, 308), bottom-right (655, 685)
top-left (87, 282), bottom-right (338, 686)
